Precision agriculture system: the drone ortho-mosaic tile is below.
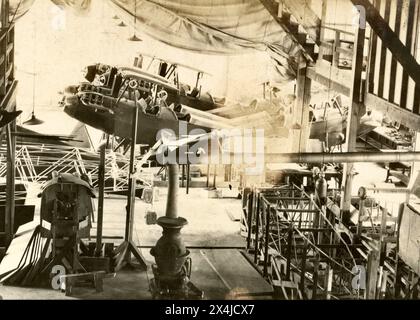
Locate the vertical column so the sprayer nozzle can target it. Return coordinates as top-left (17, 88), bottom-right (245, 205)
top-left (332, 30), bottom-right (341, 68)
top-left (366, 249), bottom-right (380, 299)
top-left (294, 54), bottom-right (312, 153)
top-left (1, 0), bottom-right (9, 28)
top-left (317, 0), bottom-right (328, 61)
top-left (125, 105), bottom-right (139, 242)
top-left (341, 11), bottom-right (366, 220)
top-left (5, 120), bottom-right (15, 244)
top-left (3, 0), bottom-right (14, 246)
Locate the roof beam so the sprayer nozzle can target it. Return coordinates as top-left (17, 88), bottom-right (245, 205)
top-left (350, 0), bottom-right (420, 85)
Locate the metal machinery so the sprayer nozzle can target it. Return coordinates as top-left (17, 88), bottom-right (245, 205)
top-left (149, 164), bottom-right (203, 299)
top-left (39, 172), bottom-right (93, 276)
top-left (0, 172), bottom-right (111, 291)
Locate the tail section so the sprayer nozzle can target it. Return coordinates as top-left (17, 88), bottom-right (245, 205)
top-left (69, 122), bottom-right (92, 148)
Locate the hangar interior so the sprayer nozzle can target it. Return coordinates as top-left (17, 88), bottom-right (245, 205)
top-left (0, 0), bottom-right (419, 300)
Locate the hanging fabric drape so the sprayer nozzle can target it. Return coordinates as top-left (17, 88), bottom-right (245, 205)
top-left (6, 0), bottom-right (302, 80)
top-left (109, 0), bottom-right (301, 79)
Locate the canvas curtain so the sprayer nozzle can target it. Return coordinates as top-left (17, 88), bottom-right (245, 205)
top-left (8, 0), bottom-right (301, 80)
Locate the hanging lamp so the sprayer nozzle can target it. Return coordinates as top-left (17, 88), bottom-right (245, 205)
top-left (128, 0), bottom-right (142, 41)
top-left (23, 73), bottom-right (43, 125)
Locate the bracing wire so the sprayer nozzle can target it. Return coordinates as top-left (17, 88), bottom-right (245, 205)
top-left (297, 183), bottom-right (358, 270)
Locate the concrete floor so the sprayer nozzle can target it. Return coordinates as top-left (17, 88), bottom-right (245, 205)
top-left (0, 186), bottom-right (255, 300)
top-left (92, 187), bottom-right (244, 248)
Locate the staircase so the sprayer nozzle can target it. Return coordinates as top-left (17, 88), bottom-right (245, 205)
top-left (260, 0), bottom-right (321, 62)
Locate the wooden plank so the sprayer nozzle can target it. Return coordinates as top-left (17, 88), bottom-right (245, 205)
top-left (365, 93), bottom-right (420, 131)
top-left (388, 0), bottom-right (404, 103)
top-left (367, 0), bottom-right (379, 93)
top-left (341, 14), bottom-right (366, 214)
top-left (377, 0), bottom-right (392, 98)
top-left (350, 0), bottom-right (420, 86)
top-left (366, 249), bottom-right (380, 299)
top-left (318, 0), bottom-right (327, 60)
top-left (295, 55), bottom-right (311, 152)
top-left (400, 0), bottom-right (417, 109)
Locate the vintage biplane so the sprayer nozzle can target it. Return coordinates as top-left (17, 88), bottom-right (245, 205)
top-left (62, 62), bottom-right (215, 150)
top-left (131, 53), bottom-right (226, 111)
top-left (308, 95), bottom-right (382, 150)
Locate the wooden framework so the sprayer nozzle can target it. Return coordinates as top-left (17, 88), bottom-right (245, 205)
top-left (0, 0), bottom-right (16, 258)
top-left (245, 185), bottom-right (364, 299)
top-left (244, 184), bottom-right (420, 299)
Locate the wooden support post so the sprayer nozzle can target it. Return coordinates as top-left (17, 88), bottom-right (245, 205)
top-left (286, 226), bottom-right (293, 280)
top-left (4, 121), bottom-right (15, 245)
top-left (2, 0), bottom-right (14, 248)
top-left (181, 165), bottom-right (185, 188)
top-left (379, 207), bottom-right (387, 264)
top-left (325, 267), bottom-right (333, 299)
top-left (341, 13), bottom-right (366, 221)
top-left (246, 192), bottom-right (254, 250)
top-left (312, 254), bottom-right (319, 299)
top-left (1, 0), bottom-right (9, 28)
top-left (394, 257), bottom-right (402, 299)
top-left (393, 203), bottom-right (404, 298)
top-left (377, 0), bottom-right (392, 99)
top-left (263, 204), bottom-right (271, 277)
top-left (333, 30), bottom-right (341, 68)
top-left (213, 165), bottom-right (217, 189)
top-left (366, 249), bottom-right (380, 299)
top-left (357, 196), bottom-right (365, 237)
top-left (95, 138), bottom-right (106, 256)
top-left (299, 240), bottom-right (308, 297)
top-left (295, 54), bottom-right (311, 153)
top-left (186, 163), bottom-right (190, 195)
top-left (253, 200), bottom-right (260, 265)
top-left (318, 0), bottom-right (328, 61)
top-left (379, 270), bottom-right (388, 299)
top-left (206, 164), bottom-right (210, 188)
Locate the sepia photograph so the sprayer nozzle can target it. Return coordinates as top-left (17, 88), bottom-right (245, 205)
top-left (0, 0), bottom-right (419, 309)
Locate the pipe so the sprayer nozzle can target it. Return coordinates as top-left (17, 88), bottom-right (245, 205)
top-left (165, 164), bottom-right (179, 219)
top-left (232, 151), bottom-right (420, 164)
